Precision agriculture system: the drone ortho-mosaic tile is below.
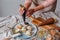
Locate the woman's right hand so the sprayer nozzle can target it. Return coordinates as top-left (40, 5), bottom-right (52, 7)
top-left (19, 7), bottom-right (25, 15)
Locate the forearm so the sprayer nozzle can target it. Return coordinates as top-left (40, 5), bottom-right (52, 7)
top-left (24, 3), bottom-right (32, 10)
top-left (33, 0), bottom-right (56, 12)
top-left (33, 4), bottom-right (44, 12)
top-left (24, 0), bottom-right (32, 10)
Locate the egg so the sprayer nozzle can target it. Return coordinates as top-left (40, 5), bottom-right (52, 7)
top-left (27, 26), bottom-right (33, 31)
top-left (25, 30), bottom-right (32, 36)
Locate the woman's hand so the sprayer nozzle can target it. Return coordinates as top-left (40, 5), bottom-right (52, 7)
top-left (19, 6), bottom-right (35, 17)
top-left (19, 7), bottom-right (25, 15)
top-left (26, 9), bottom-right (35, 17)
top-left (3, 38), bottom-right (11, 40)
top-left (3, 37), bottom-right (11, 40)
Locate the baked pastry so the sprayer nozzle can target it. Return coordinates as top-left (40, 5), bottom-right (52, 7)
top-left (13, 29), bottom-right (21, 34)
top-left (16, 25), bottom-right (23, 29)
top-left (37, 30), bottom-right (46, 38)
top-left (21, 27), bottom-right (27, 33)
top-left (25, 30), bottom-right (32, 36)
top-left (27, 26), bottom-right (33, 31)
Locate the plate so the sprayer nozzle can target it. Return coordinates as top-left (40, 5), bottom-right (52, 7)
top-left (12, 22), bottom-right (37, 39)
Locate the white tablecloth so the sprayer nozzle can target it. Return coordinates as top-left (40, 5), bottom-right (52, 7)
top-left (0, 12), bottom-right (60, 40)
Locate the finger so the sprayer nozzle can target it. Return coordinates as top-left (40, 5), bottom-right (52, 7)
top-left (19, 9), bottom-right (25, 15)
top-left (27, 14), bottom-right (31, 17)
top-left (26, 12), bottom-right (30, 17)
top-left (27, 12), bottom-right (32, 17)
top-left (19, 7), bottom-right (24, 12)
top-left (19, 9), bottom-right (23, 13)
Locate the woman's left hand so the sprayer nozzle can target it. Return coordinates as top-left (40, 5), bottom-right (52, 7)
top-left (3, 37), bottom-right (11, 40)
top-left (26, 9), bottom-right (35, 17)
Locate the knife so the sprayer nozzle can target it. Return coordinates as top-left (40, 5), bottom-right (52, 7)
top-left (20, 4), bottom-right (28, 24)
top-left (22, 9), bottom-right (26, 24)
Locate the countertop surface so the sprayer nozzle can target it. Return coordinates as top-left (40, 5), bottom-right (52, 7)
top-left (0, 12), bottom-right (60, 40)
